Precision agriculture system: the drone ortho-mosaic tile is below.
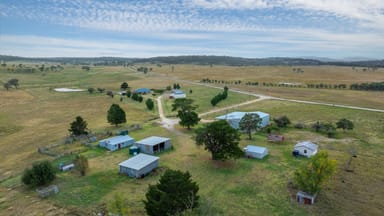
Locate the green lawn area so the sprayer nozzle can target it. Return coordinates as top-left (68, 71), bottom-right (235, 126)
top-left (161, 84), bottom-right (256, 117)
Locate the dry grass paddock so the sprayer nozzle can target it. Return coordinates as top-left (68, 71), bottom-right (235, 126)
top-left (0, 64), bottom-right (383, 215)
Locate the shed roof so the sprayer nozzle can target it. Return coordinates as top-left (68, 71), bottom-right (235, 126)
top-left (100, 135), bottom-right (134, 145)
top-left (135, 88), bottom-right (151, 93)
top-left (295, 141), bottom-right (318, 151)
top-left (216, 111), bottom-right (269, 120)
top-left (136, 136), bottom-right (170, 146)
top-left (172, 90), bottom-right (185, 94)
top-left (244, 145), bottom-right (268, 153)
top-left (119, 153), bottom-right (159, 170)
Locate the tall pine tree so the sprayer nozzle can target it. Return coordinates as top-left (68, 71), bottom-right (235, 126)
top-left (107, 104), bottom-right (126, 126)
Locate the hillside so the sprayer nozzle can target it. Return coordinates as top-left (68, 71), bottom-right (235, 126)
top-left (1, 55), bottom-right (383, 67)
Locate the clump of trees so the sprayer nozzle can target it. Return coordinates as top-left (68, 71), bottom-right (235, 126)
top-left (106, 90), bottom-right (114, 98)
top-left (137, 66), bottom-right (152, 74)
top-left (311, 121), bottom-right (336, 138)
top-left (107, 104), bottom-right (126, 126)
top-left (172, 98), bottom-right (200, 129)
top-left (211, 86), bottom-right (228, 106)
top-left (3, 78), bottom-right (19, 90)
top-left (336, 118), bottom-right (354, 132)
top-left (120, 82), bottom-right (129, 90)
top-left (68, 116), bottom-right (88, 136)
top-left (273, 115), bottom-right (291, 128)
top-left (195, 120), bottom-right (243, 160)
top-left (239, 113), bottom-right (262, 140)
top-left (294, 151), bottom-right (336, 195)
top-left (173, 83), bottom-right (181, 89)
top-left (81, 66), bottom-right (90, 71)
top-left (74, 154), bottom-right (89, 176)
top-left (144, 169), bottom-right (199, 216)
top-left (87, 87), bottom-right (95, 94)
top-left (22, 160), bottom-right (56, 187)
top-left (131, 92), bottom-right (143, 102)
top-left (350, 82), bottom-right (384, 91)
top-left (312, 118), bottom-right (353, 137)
top-left (97, 88), bottom-right (105, 93)
top-left (145, 98), bottom-right (154, 110)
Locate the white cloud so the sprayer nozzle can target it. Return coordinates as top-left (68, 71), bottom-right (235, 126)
top-left (191, 0), bottom-right (271, 9)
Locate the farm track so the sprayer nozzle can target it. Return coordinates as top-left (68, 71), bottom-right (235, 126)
top-left (155, 76), bottom-right (384, 131)
top-left (175, 79), bottom-right (384, 113)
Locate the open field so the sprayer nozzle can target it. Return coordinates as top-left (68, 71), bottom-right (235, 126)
top-left (1, 64), bottom-right (384, 215)
top-left (152, 64), bottom-right (384, 109)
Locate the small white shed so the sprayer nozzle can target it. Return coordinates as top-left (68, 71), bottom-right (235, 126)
top-left (119, 153), bottom-right (159, 178)
top-left (293, 141), bottom-right (318, 157)
top-left (244, 145), bottom-right (269, 159)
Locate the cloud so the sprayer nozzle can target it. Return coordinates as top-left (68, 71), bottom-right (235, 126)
top-left (191, 0), bottom-right (271, 9)
top-left (0, 0), bottom-right (383, 58)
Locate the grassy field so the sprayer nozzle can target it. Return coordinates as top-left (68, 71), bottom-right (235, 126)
top-left (161, 84), bottom-right (255, 117)
top-left (0, 64), bottom-right (383, 215)
top-left (152, 64), bottom-right (384, 109)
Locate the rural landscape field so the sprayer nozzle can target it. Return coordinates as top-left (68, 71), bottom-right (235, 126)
top-left (1, 0), bottom-right (384, 215)
top-left (0, 61), bottom-right (383, 215)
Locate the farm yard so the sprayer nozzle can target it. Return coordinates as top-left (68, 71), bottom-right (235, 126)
top-left (0, 63), bottom-right (384, 215)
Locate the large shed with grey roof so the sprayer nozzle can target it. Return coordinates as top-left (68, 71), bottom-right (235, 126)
top-left (216, 111), bottom-right (270, 129)
top-left (99, 135), bottom-right (135, 151)
top-left (135, 136), bottom-right (171, 155)
top-left (119, 153), bottom-right (159, 178)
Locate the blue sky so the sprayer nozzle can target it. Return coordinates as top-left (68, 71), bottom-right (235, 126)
top-left (0, 0), bottom-right (383, 58)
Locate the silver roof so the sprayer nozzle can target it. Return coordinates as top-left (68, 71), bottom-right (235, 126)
top-left (295, 141), bottom-right (318, 151)
top-left (136, 136), bottom-right (170, 146)
top-left (119, 153), bottom-right (159, 170)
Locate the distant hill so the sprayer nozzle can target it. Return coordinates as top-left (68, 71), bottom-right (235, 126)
top-left (0, 55), bottom-right (383, 67)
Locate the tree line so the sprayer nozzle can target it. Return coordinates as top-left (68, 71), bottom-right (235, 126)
top-left (201, 78), bottom-right (384, 91)
top-left (210, 86), bottom-right (229, 106)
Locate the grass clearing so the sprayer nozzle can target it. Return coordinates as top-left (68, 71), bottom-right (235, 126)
top-left (1, 64), bottom-right (383, 215)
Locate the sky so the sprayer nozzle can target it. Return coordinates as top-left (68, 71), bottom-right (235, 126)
top-left (0, 0), bottom-right (383, 59)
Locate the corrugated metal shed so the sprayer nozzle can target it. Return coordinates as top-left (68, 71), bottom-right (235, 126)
top-left (245, 145), bottom-right (268, 154)
top-left (136, 136), bottom-right (170, 146)
top-left (100, 135), bottom-right (134, 145)
top-left (134, 88), bottom-right (151, 94)
top-left (295, 141), bottom-right (318, 151)
top-left (119, 153), bottom-right (159, 171)
top-left (216, 111), bottom-right (270, 129)
top-left (244, 145), bottom-right (269, 159)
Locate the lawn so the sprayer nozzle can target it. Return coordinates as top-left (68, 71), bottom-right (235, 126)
top-left (161, 84), bottom-right (255, 117)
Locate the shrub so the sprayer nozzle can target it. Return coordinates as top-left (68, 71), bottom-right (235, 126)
top-left (22, 160), bottom-right (56, 187)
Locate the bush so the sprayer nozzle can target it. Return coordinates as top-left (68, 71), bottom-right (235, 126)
top-left (273, 115), bottom-right (291, 128)
top-left (294, 122), bottom-right (305, 129)
top-left (22, 160), bottom-right (56, 187)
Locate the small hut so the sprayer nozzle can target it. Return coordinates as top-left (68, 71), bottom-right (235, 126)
top-left (296, 191), bottom-right (317, 205)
